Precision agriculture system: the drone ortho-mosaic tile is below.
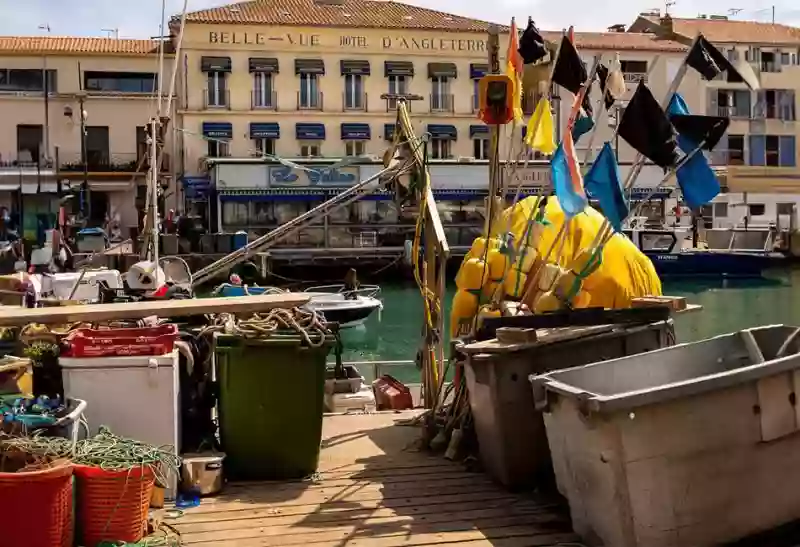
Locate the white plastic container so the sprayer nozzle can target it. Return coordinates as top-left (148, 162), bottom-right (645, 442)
top-left (60, 351), bottom-right (180, 496)
top-left (530, 325), bottom-right (800, 547)
top-left (325, 385), bottom-right (376, 413)
top-left (33, 269), bottom-right (123, 303)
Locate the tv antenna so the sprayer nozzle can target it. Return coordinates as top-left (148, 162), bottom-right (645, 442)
top-left (664, 0), bottom-right (676, 15)
top-left (728, 8), bottom-right (743, 16)
top-left (101, 28), bottom-right (119, 39)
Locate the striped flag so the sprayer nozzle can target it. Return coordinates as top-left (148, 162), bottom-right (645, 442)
top-left (551, 92), bottom-right (587, 217)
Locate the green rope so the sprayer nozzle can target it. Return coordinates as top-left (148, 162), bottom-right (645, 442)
top-left (559, 248), bottom-right (604, 307)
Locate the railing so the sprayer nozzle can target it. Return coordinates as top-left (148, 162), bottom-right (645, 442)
top-left (385, 96), bottom-right (412, 112)
top-left (0, 157), bottom-right (54, 169)
top-left (343, 92), bottom-right (367, 111)
top-left (251, 90), bottom-right (277, 110)
top-left (760, 61), bottom-right (781, 73)
top-left (709, 149), bottom-right (746, 166)
top-left (298, 91), bottom-right (324, 110)
top-left (204, 88), bottom-right (230, 109)
top-left (623, 72), bottom-right (648, 83)
top-left (57, 152), bottom-right (167, 173)
top-left (430, 93), bottom-right (454, 113)
top-left (305, 284), bottom-right (382, 299)
top-left (717, 105), bottom-right (750, 118)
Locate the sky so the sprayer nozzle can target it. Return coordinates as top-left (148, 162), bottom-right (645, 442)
top-left (0, 0), bottom-right (799, 38)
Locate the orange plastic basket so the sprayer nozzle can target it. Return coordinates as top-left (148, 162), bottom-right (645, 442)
top-left (0, 461), bottom-right (74, 547)
top-left (73, 464), bottom-right (155, 547)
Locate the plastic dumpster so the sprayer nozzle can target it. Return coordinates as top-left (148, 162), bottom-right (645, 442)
top-left (460, 320), bottom-right (674, 491)
top-left (215, 333), bottom-right (335, 480)
top-left (530, 324), bottom-right (800, 547)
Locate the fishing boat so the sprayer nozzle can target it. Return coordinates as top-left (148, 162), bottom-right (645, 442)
top-left (213, 283), bottom-right (383, 328)
top-left (624, 226), bottom-right (782, 278)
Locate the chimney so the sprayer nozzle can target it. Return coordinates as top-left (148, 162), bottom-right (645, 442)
top-left (660, 13), bottom-right (674, 35)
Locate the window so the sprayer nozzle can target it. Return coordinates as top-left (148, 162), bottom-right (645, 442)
top-left (727, 134), bottom-right (745, 164)
top-left (726, 48), bottom-right (740, 62)
top-left (766, 135), bottom-right (781, 166)
top-left (430, 76), bottom-right (452, 112)
top-left (472, 80), bottom-right (480, 112)
top-left (755, 90), bottom-right (795, 120)
top-left (84, 71), bottom-right (156, 93)
top-left (252, 73), bottom-right (274, 108)
top-left (86, 126), bottom-right (110, 167)
top-left (388, 75), bottom-right (408, 109)
top-left (207, 139), bottom-right (229, 158)
top-left (136, 126), bottom-right (148, 164)
top-left (222, 202), bottom-right (249, 226)
top-left (345, 141), bottom-right (365, 157)
top-left (782, 52), bottom-right (791, 65)
top-left (761, 51), bottom-right (779, 72)
top-left (254, 138), bottom-right (275, 156)
top-left (0, 68), bottom-right (57, 92)
top-left (713, 203), bottom-right (728, 218)
top-left (430, 138), bottom-right (451, 159)
top-left (749, 135), bottom-right (795, 167)
top-left (16, 125), bottom-right (43, 164)
top-left (344, 74), bottom-right (364, 110)
top-left (715, 89), bottom-right (751, 118)
top-left (620, 60), bottom-right (648, 82)
top-left (299, 143), bottom-right (320, 157)
top-left (206, 72), bottom-right (227, 107)
top-left (777, 203), bottom-right (794, 215)
top-left (473, 137), bottom-right (489, 160)
top-left (748, 204), bottom-right (766, 216)
top-left (299, 73), bottom-right (320, 109)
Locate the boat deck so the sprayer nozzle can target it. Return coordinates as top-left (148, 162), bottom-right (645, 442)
top-left (172, 411), bottom-right (580, 547)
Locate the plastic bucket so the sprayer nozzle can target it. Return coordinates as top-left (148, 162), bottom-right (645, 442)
top-left (73, 464), bottom-right (154, 547)
top-left (0, 461), bottom-right (74, 547)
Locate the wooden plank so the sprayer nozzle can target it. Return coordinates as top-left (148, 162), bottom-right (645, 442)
top-left (0, 293), bottom-right (310, 325)
top-left (222, 473), bottom-right (489, 495)
top-left (175, 491), bottom-right (529, 524)
top-left (173, 499), bottom-right (557, 532)
top-left (181, 525), bottom-right (578, 547)
top-left (179, 513), bottom-right (568, 545)
top-left (181, 482), bottom-right (504, 514)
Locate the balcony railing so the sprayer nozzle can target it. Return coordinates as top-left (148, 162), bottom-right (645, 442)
top-left (623, 72), bottom-right (648, 84)
top-left (385, 96), bottom-right (413, 112)
top-left (0, 156), bottom-right (54, 170)
top-left (760, 61), bottom-right (781, 73)
top-left (204, 89), bottom-right (230, 109)
top-left (297, 91), bottom-right (323, 110)
top-left (57, 152), bottom-right (169, 174)
top-left (251, 90), bottom-right (277, 110)
top-left (343, 92), bottom-right (367, 111)
top-left (717, 105), bottom-right (750, 118)
top-left (710, 149), bottom-right (746, 166)
top-left (430, 93), bottom-right (454, 113)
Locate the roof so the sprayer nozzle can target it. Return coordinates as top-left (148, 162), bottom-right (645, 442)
top-left (0, 36), bottom-right (169, 56)
top-left (630, 15), bottom-right (800, 45)
top-left (180, 0), bottom-right (503, 33)
top-left (545, 31), bottom-right (686, 52)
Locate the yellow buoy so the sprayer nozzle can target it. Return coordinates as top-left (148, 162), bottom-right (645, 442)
top-left (455, 257), bottom-right (489, 291)
top-left (449, 289), bottom-right (480, 336)
top-left (514, 246), bottom-right (539, 273)
top-left (534, 292), bottom-right (562, 313)
top-left (469, 236), bottom-right (500, 259)
top-left (503, 269), bottom-right (528, 299)
top-left (486, 247), bottom-right (510, 282)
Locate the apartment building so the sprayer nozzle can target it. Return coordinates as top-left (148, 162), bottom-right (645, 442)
top-left (0, 36), bottom-right (173, 239)
top-left (630, 13), bottom-right (800, 229)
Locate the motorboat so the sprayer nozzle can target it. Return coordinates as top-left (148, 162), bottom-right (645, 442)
top-left (214, 283), bottom-right (383, 328)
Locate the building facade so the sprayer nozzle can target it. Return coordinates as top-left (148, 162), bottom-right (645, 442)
top-left (0, 36), bottom-right (173, 240)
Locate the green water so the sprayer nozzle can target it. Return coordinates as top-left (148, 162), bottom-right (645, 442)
top-left (340, 267), bottom-right (800, 380)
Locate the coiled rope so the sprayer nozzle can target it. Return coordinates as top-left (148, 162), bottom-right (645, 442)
top-left (197, 307), bottom-right (330, 348)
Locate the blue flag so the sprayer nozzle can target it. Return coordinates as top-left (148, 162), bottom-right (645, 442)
top-left (550, 129), bottom-right (587, 218)
top-left (585, 142), bottom-right (628, 232)
top-left (571, 111), bottom-right (595, 142)
top-left (668, 93), bottom-right (721, 209)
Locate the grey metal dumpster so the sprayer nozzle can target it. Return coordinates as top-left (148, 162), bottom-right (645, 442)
top-left (461, 320), bottom-right (674, 491)
top-left (530, 324), bottom-right (800, 547)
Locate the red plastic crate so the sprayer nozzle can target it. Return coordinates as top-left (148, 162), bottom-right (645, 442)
top-left (62, 324), bottom-right (178, 358)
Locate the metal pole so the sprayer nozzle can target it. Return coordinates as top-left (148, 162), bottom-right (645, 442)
top-left (485, 25), bottom-right (500, 235)
top-left (79, 94), bottom-right (90, 223)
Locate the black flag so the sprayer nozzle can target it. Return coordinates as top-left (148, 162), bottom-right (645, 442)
top-left (618, 81), bottom-right (680, 169)
top-left (669, 114), bottom-right (730, 151)
top-left (518, 19), bottom-right (548, 65)
top-left (686, 35), bottom-right (760, 90)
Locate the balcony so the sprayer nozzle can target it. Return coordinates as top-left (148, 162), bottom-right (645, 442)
top-left (297, 91), bottom-right (323, 110)
top-left (430, 94), bottom-right (454, 113)
top-left (0, 156), bottom-right (54, 171)
top-left (343, 92), bottom-right (367, 111)
top-left (385, 96), bottom-right (414, 112)
top-left (623, 72), bottom-right (648, 84)
top-left (760, 61), bottom-right (781, 73)
top-left (251, 91), bottom-right (277, 110)
top-left (57, 152), bottom-right (169, 175)
top-left (204, 89), bottom-right (230, 109)
top-left (717, 105), bottom-right (750, 118)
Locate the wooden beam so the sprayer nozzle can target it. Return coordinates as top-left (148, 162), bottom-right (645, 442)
top-left (0, 293), bottom-right (310, 326)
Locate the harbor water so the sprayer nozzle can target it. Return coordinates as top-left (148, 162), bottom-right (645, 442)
top-left (341, 266), bottom-right (800, 383)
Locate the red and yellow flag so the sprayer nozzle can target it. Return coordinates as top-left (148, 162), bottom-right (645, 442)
top-left (505, 19), bottom-right (524, 122)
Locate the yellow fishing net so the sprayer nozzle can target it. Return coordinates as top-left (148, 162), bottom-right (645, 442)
top-left (451, 196), bottom-right (662, 336)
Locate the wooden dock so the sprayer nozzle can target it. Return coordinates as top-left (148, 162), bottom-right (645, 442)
top-left (171, 412), bottom-right (580, 546)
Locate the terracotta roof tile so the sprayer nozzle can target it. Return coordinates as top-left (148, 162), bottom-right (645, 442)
top-left (545, 31), bottom-right (687, 52)
top-left (181, 0), bottom-right (503, 33)
top-left (638, 15), bottom-right (800, 45)
top-left (0, 36), bottom-right (167, 56)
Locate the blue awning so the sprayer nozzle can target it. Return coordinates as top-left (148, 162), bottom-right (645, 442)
top-left (202, 122), bottom-right (232, 139)
top-left (250, 122), bottom-right (280, 139)
top-left (384, 124), bottom-right (396, 141)
top-left (219, 189), bottom-right (327, 202)
top-left (470, 63), bottom-right (489, 79)
top-left (296, 123), bottom-right (326, 140)
top-left (341, 123), bottom-right (371, 140)
top-left (427, 124), bottom-right (457, 140)
top-left (469, 124), bottom-right (489, 138)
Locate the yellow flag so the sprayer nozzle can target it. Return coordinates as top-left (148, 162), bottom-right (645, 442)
top-left (505, 19), bottom-right (524, 123)
top-left (525, 97), bottom-right (556, 155)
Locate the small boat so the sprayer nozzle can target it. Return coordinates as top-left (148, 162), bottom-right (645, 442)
top-left (214, 283), bottom-right (383, 328)
top-left (624, 226), bottom-right (782, 278)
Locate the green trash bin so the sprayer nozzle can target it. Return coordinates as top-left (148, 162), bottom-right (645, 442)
top-left (215, 333), bottom-right (336, 480)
